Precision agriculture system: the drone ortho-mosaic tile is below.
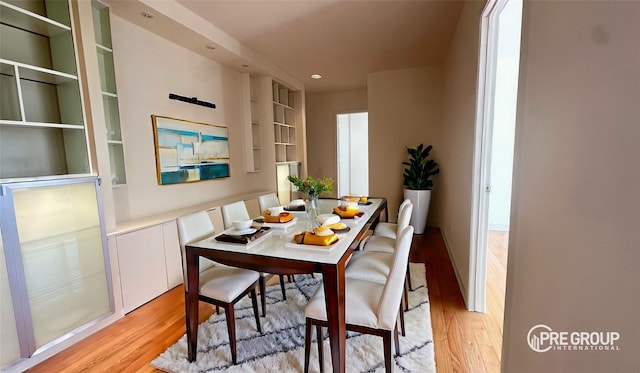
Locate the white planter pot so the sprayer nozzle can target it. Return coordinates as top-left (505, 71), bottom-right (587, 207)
top-left (403, 189), bottom-right (431, 234)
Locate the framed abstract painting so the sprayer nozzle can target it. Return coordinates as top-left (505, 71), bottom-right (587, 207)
top-left (151, 115), bottom-right (230, 185)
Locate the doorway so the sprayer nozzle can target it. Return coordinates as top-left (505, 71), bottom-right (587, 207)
top-left (469, 0), bottom-right (521, 314)
top-left (336, 112), bottom-right (369, 197)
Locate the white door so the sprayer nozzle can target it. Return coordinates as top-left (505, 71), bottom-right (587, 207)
top-left (469, 0), bottom-right (521, 312)
top-left (336, 112), bottom-right (368, 197)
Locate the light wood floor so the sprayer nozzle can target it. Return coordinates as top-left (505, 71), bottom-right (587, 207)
top-left (28, 227), bottom-right (508, 373)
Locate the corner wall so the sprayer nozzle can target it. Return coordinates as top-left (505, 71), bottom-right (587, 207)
top-left (305, 89), bottom-right (367, 197)
top-left (502, 1), bottom-right (640, 371)
top-left (438, 0), bottom-right (484, 301)
top-left (367, 67), bottom-right (444, 222)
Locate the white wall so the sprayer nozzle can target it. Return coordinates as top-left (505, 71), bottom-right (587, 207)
top-left (368, 67), bottom-right (444, 223)
top-left (502, 1), bottom-right (640, 371)
top-left (305, 89), bottom-right (367, 197)
top-left (439, 0), bottom-right (484, 301)
top-left (109, 15), bottom-right (274, 222)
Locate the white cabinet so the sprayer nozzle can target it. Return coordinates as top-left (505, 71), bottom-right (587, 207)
top-left (162, 221), bottom-right (183, 289)
top-left (115, 221), bottom-right (183, 313)
top-left (0, 177), bottom-right (112, 366)
top-left (116, 225), bottom-right (168, 313)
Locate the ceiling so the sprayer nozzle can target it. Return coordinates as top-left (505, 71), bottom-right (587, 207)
top-left (105, 0), bottom-right (464, 93)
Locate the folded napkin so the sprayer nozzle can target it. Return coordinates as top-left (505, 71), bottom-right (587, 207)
top-left (294, 231), bottom-right (339, 246)
top-left (262, 211), bottom-right (294, 223)
top-left (215, 227), bottom-right (271, 244)
top-left (332, 207), bottom-right (364, 219)
top-left (284, 205), bottom-right (305, 212)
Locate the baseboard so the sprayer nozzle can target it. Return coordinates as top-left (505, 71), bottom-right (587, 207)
top-left (439, 228), bottom-right (469, 309)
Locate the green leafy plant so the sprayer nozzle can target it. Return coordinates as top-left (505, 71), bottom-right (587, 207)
top-left (287, 175), bottom-right (333, 199)
top-left (402, 144), bottom-right (440, 190)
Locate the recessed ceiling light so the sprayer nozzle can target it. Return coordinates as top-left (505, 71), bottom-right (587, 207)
top-left (206, 45), bottom-right (216, 50)
top-left (311, 74), bottom-right (322, 80)
top-left (140, 12), bottom-right (154, 19)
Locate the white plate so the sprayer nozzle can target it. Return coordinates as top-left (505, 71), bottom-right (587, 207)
top-left (317, 213), bottom-right (340, 226)
top-left (226, 228), bottom-right (257, 235)
top-left (289, 199), bottom-right (305, 207)
top-left (259, 218), bottom-right (297, 229)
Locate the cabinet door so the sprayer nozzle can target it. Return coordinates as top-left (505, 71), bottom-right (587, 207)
top-left (162, 221), bottom-right (183, 289)
top-left (116, 226), bottom-right (167, 313)
top-left (0, 232), bottom-right (20, 366)
top-left (0, 177), bottom-right (112, 361)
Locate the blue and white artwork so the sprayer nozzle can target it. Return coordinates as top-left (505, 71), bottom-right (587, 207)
top-left (152, 115), bottom-right (230, 185)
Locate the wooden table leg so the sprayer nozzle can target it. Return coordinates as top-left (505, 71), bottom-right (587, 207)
top-left (321, 261), bottom-right (346, 373)
top-left (186, 248), bottom-right (200, 362)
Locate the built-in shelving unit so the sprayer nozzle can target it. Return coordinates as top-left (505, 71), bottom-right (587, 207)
top-left (0, 0), bottom-right (89, 179)
top-left (92, 0), bottom-right (126, 185)
top-left (272, 81), bottom-right (302, 204)
top-left (272, 82), bottom-right (298, 164)
top-left (241, 73), bottom-right (263, 172)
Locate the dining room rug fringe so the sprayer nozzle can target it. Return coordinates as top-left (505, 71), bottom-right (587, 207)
top-left (151, 262), bottom-right (435, 373)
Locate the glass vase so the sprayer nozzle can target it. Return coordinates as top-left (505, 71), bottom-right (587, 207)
top-left (306, 195), bottom-right (319, 227)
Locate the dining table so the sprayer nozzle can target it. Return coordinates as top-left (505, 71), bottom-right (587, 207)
top-left (184, 197), bottom-right (387, 372)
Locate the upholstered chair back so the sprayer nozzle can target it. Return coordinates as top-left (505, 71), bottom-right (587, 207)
top-left (176, 211), bottom-right (216, 286)
top-left (221, 201), bottom-right (251, 229)
top-left (258, 193), bottom-right (280, 212)
top-left (376, 225), bottom-right (414, 330)
top-left (396, 201), bottom-right (413, 234)
top-left (397, 199), bottom-right (411, 220)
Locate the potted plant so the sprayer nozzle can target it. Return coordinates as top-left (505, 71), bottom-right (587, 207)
top-left (287, 175), bottom-right (333, 223)
top-left (402, 144), bottom-right (439, 234)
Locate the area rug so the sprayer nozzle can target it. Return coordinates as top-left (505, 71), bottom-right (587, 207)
top-left (151, 263), bottom-right (434, 373)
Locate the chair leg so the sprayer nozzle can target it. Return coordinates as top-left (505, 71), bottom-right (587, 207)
top-left (406, 262), bottom-right (413, 291)
top-left (399, 303), bottom-right (406, 337)
top-left (383, 330), bottom-right (392, 373)
top-left (259, 276), bottom-right (267, 317)
top-left (316, 324), bottom-right (324, 373)
top-left (304, 319), bottom-right (312, 373)
top-left (404, 278), bottom-right (409, 311)
top-left (394, 325), bottom-right (400, 357)
top-left (224, 304), bottom-right (237, 364)
top-left (279, 274), bottom-right (287, 300)
top-left (250, 289), bottom-right (262, 334)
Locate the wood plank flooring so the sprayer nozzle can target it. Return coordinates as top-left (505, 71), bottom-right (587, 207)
top-left (28, 227), bottom-right (508, 373)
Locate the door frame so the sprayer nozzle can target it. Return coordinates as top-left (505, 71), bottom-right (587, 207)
top-left (335, 111), bottom-right (368, 197)
top-left (468, 0), bottom-right (509, 312)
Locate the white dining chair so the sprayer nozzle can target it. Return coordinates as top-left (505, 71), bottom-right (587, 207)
top-left (258, 192), bottom-right (281, 212)
top-left (304, 226), bottom-right (415, 373)
top-left (362, 200), bottom-right (414, 295)
top-left (221, 201), bottom-right (251, 228)
top-left (345, 222), bottom-right (415, 334)
top-left (362, 201), bottom-right (413, 254)
top-left (373, 199), bottom-right (412, 239)
top-left (221, 201), bottom-right (289, 316)
top-left (176, 211), bottom-right (262, 364)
